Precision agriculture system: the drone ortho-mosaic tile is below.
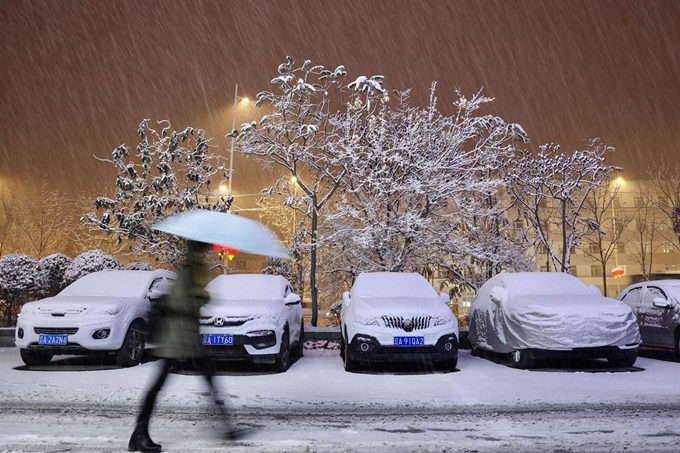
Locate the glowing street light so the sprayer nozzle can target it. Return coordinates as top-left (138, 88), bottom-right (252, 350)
top-left (228, 84), bottom-right (249, 198)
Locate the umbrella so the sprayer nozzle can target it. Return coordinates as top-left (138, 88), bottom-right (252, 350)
top-left (152, 210), bottom-right (290, 259)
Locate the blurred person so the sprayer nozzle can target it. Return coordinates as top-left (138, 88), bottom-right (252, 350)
top-left (128, 240), bottom-right (243, 453)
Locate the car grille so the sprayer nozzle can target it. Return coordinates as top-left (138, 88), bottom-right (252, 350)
top-left (381, 316), bottom-right (432, 332)
top-left (38, 307), bottom-right (85, 316)
top-left (34, 327), bottom-right (79, 335)
top-left (200, 317), bottom-right (250, 328)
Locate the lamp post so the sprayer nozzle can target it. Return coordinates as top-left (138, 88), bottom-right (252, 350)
top-left (611, 177), bottom-right (624, 294)
top-left (228, 84), bottom-right (248, 198)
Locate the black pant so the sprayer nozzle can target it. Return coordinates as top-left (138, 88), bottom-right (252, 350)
top-left (137, 357), bottom-right (227, 428)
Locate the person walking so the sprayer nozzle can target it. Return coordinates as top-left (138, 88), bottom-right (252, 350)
top-left (128, 240), bottom-right (238, 453)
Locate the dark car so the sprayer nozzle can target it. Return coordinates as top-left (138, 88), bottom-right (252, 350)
top-left (616, 280), bottom-right (680, 359)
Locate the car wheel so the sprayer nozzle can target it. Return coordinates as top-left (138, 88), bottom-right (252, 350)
top-left (20, 349), bottom-right (53, 366)
top-left (509, 349), bottom-right (535, 369)
top-left (343, 338), bottom-right (359, 372)
top-left (438, 358), bottom-right (458, 373)
top-left (293, 323), bottom-right (304, 358)
top-left (275, 330), bottom-right (290, 372)
top-left (675, 331), bottom-right (680, 362)
top-left (114, 321), bottom-right (145, 367)
top-left (607, 351), bottom-right (638, 369)
top-left (339, 336), bottom-right (345, 358)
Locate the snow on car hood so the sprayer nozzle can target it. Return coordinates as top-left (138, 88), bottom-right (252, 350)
top-left (200, 298), bottom-right (288, 331)
top-left (476, 293), bottom-right (640, 352)
top-left (350, 296), bottom-right (456, 327)
top-left (20, 295), bottom-right (141, 318)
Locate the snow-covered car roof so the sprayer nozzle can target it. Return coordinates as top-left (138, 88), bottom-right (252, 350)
top-left (206, 274), bottom-right (289, 300)
top-left (350, 272), bottom-right (438, 298)
top-left (496, 272), bottom-right (593, 296)
top-left (59, 269), bottom-right (174, 298)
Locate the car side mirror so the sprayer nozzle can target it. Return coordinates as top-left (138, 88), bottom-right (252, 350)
top-left (439, 292), bottom-right (450, 304)
top-left (284, 294), bottom-right (301, 306)
top-left (343, 291), bottom-right (351, 306)
top-left (490, 286), bottom-right (507, 306)
top-left (652, 297), bottom-right (673, 309)
top-left (147, 289), bottom-right (165, 300)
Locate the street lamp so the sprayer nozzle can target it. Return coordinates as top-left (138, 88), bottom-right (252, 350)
top-left (228, 84), bottom-right (249, 198)
top-left (611, 177), bottom-right (625, 293)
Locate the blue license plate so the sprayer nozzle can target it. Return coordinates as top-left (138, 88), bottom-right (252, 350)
top-left (393, 336), bottom-right (424, 347)
top-left (38, 334), bottom-right (68, 345)
top-left (202, 334), bottom-right (234, 346)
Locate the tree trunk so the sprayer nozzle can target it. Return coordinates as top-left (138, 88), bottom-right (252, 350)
top-left (561, 201), bottom-right (568, 272)
top-left (310, 201), bottom-right (319, 327)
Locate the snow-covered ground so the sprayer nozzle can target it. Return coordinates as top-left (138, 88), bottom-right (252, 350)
top-left (1, 344), bottom-right (680, 452)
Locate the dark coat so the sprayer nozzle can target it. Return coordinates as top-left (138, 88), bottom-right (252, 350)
top-left (154, 245), bottom-right (210, 360)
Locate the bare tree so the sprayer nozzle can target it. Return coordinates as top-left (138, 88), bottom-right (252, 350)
top-left (580, 181), bottom-right (632, 296)
top-left (505, 140), bottom-right (622, 273)
top-left (647, 159), bottom-right (680, 247)
top-left (0, 184), bottom-right (19, 257)
top-left (15, 181), bottom-right (72, 259)
top-left (628, 180), bottom-right (664, 280)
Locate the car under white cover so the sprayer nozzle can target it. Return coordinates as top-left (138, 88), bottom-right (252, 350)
top-left (468, 272), bottom-right (641, 368)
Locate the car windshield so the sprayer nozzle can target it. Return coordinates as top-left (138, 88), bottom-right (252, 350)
top-left (207, 275), bottom-right (282, 300)
top-left (504, 273), bottom-right (592, 297)
top-left (59, 271), bottom-right (150, 298)
top-left (352, 273), bottom-right (437, 299)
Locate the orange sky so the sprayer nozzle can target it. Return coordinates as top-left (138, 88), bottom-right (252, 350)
top-left (2, 0), bottom-right (679, 205)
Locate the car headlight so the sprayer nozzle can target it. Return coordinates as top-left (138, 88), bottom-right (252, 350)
top-left (246, 330), bottom-right (275, 337)
top-left (92, 305), bottom-right (122, 316)
top-left (433, 316), bottom-right (454, 326)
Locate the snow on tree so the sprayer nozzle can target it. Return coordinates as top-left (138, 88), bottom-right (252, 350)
top-left (0, 254), bottom-right (41, 326)
top-left (37, 253), bottom-right (73, 297)
top-left (61, 249), bottom-right (122, 287)
top-left (124, 261), bottom-right (156, 271)
top-left (322, 86), bottom-right (533, 293)
top-left (84, 120), bottom-right (229, 267)
top-left (236, 57), bottom-right (386, 326)
top-left (504, 139), bottom-right (622, 273)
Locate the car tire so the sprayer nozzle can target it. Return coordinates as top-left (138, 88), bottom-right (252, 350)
top-left (607, 351), bottom-right (638, 369)
top-left (675, 331), bottom-right (680, 362)
top-left (293, 323), bottom-right (304, 358)
top-left (509, 349), bottom-right (535, 369)
top-left (114, 321), bottom-right (146, 367)
top-left (343, 337), bottom-right (359, 372)
top-left (438, 358), bottom-right (458, 373)
top-left (275, 329), bottom-right (290, 372)
top-left (20, 349), bottom-right (53, 366)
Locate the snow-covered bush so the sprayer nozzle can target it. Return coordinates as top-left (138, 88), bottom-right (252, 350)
top-left (0, 254), bottom-right (41, 326)
top-left (38, 253), bottom-right (73, 297)
top-left (124, 261), bottom-right (156, 271)
top-left (61, 250), bottom-right (122, 287)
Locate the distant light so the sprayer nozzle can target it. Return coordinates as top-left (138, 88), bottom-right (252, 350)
top-left (218, 184), bottom-right (228, 194)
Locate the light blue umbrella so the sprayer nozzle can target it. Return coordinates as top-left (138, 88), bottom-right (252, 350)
top-left (152, 210), bottom-right (289, 259)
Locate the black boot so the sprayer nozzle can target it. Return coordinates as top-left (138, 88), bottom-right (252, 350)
top-left (128, 425), bottom-right (162, 452)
